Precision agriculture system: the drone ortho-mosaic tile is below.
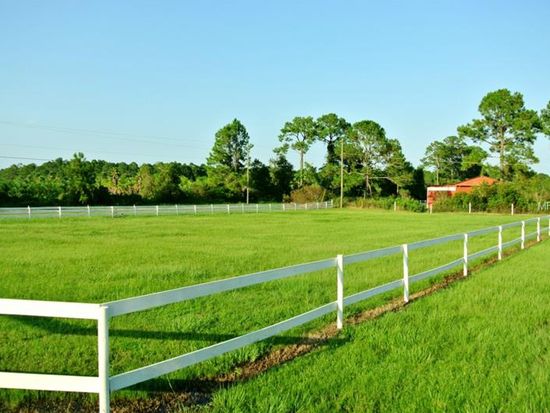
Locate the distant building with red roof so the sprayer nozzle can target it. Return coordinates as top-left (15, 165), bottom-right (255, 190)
top-left (427, 176), bottom-right (498, 206)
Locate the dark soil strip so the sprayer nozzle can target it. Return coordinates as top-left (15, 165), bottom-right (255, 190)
top-left (5, 240), bottom-right (542, 413)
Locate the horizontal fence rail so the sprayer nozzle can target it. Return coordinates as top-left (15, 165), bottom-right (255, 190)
top-left (0, 201), bottom-right (333, 220)
top-left (0, 214), bottom-right (549, 413)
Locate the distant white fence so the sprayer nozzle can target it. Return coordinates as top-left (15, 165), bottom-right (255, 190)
top-left (0, 215), bottom-right (549, 413)
top-left (0, 201), bottom-right (333, 219)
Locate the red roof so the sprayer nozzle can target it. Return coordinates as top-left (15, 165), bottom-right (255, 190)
top-left (455, 176), bottom-right (497, 187)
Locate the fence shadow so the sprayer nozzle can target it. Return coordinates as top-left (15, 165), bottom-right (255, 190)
top-left (6, 315), bottom-right (343, 347)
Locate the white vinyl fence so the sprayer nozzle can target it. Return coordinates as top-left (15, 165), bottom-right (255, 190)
top-left (0, 201), bottom-right (333, 220)
top-left (1, 215), bottom-right (549, 413)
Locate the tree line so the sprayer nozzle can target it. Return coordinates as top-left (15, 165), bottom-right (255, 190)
top-left (1, 89), bottom-right (549, 207)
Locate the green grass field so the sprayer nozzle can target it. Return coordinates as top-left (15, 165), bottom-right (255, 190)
top-left (210, 240), bottom-right (550, 413)
top-left (0, 209), bottom-right (546, 410)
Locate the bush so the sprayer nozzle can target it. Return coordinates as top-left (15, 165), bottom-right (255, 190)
top-left (289, 185), bottom-right (326, 203)
top-left (351, 196), bottom-right (426, 213)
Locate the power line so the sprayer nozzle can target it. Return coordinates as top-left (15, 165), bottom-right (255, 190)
top-left (0, 143), bottom-right (171, 160)
top-left (0, 120), bottom-right (275, 152)
top-left (0, 120), bottom-right (212, 150)
top-left (0, 155), bottom-right (52, 162)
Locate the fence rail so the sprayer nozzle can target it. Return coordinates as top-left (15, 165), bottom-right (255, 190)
top-left (1, 215), bottom-right (549, 413)
top-left (0, 201), bottom-right (333, 220)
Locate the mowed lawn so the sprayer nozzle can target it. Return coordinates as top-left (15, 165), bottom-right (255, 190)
top-left (209, 240), bottom-right (550, 413)
top-left (0, 209), bottom-right (545, 407)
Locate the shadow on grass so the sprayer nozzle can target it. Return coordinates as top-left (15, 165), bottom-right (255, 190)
top-left (7, 314), bottom-right (347, 347)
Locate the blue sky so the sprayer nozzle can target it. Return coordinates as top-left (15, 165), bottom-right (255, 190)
top-left (1, 0), bottom-right (549, 173)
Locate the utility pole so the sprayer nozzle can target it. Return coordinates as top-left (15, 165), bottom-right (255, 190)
top-left (340, 138), bottom-right (344, 208)
top-left (245, 143), bottom-right (252, 205)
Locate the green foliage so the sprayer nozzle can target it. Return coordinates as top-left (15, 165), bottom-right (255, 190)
top-left (207, 119), bottom-right (251, 173)
top-left (421, 136), bottom-right (487, 185)
top-left (541, 100), bottom-right (550, 138)
top-left (431, 174), bottom-right (550, 213)
top-left (352, 196), bottom-right (426, 212)
top-left (278, 116), bottom-right (317, 187)
top-left (457, 89), bottom-right (541, 179)
top-left (316, 113), bottom-right (350, 164)
top-left (289, 184), bottom-right (325, 203)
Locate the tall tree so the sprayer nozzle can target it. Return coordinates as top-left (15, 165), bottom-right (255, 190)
top-left (269, 154), bottom-right (294, 200)
top-left (541, 101), bottom-right (550, 138)
top-left (457, 89), bottom-right (540, 179)
top-left (347, 120), bottom-right (389, 197)
top-left (316, 113), bottom-right (350, 164)
top-left (278, 116), bottom-right (317, 187)
top-left (383, 138), bottom-right (413, 194)
top-left (421, 136), bottom-right (487, 185)
top-left (208, 119), bottom-right (251, 173)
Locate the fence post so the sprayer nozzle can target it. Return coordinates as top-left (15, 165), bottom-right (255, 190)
top-left (498, 226), bottom-right (503, 260)
top-left (133, 205), bottom-right (137, 216)
top-left (194, 205), bottom-right (197, 215)
top-left (227, 204), bottom-right (230, 214)
top-left (156, 205), bottom-right (159, 217)
top-left (463, 233), bottom-right (469, 276)
top-left (211, 204), bottom-right (214, 214)
top-left (548, 216), bottom-right (550, 236)
top-left (537, 217), bottom-right (541, 242)
top-left (336, 254), bottom-right (344, 330)
top-left (242, 204), bottom-right (245, 213)
top-left (282, 203), bottom-right (285, 212)
top-left (58, 206), bottom-right (62, 218)
top-left (269, 203), bottom-right (272, 212)
top-left (175, 204), bottom-right (179, 216)
top-left (394, 200), bottom-right (397, 212)
top-left (511, 203), bottom-right (514, 216)
top-left (468, 202), bottom-right (472, 214)
top-left (316, 202), bottom-right (319, 209)
top-left (256, 204), bottom-right (259, 213)
top-left (402, 244), bottom-right (409, 303)
top-left (521, 220), bottom-right (525, 249)
top-left (87, 205), bottom-right (91, 218)
top-left (98, 305), bottom-right (110, 413)
top-left (27, 206), bottom-right (31, 219)
top-left (429, 204), bottom-right (433, 214)
top-left (305, 203), bottom-right (308, 210)
top-left (110, 206), bottom-right (114, 218)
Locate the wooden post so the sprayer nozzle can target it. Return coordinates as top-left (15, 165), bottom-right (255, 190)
top-left (110, 206), bottom-right (114, 218)
top-left (537, 217), bottom-right (541, 242)
top-left (468, 202), bottom-right (472, 214)
top-left (27, 206), bottom-right (31, 219)
top-left (156, 205), bottom-right (159, 216)
top-left (227, 204), bottom-right (230, 214)
top-left (402, 244), bottom-right (409, 303)
top-left (87, 205), bottom-right (91, 217)
top-left (336, 254), bottom-right (344, 330)
top-left (511, 203), bottom-right (514, 216)
top-left (58, 206), bottom-right (62, 218)
top-left (133, 205), bottom-right (137, 216)
top-left (175, 204), bottom-right (179, 215)
top-left (194, 205), bottom-right (197, 215)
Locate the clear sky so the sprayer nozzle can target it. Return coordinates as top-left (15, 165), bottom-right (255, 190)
top-left (1, 0), bottom-right (549, 173)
